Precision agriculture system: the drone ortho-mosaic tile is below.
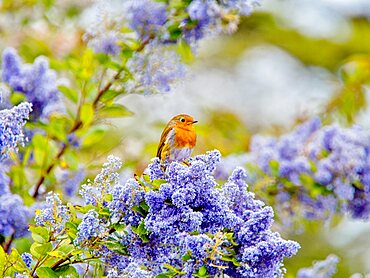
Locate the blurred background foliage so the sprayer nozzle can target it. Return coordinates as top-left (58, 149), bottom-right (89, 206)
top-left (2, 0), bottom-right (370, 276)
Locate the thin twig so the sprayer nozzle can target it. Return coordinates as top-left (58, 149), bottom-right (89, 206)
top-left (3, 232), bottom-right (15, 253)
top-left (31, 37), bottom-right (152, 198)
top-left (32, 71), bottom-right (120, 199)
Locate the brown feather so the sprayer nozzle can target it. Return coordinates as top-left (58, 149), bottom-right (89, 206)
top-left (156, 123), bottom-right (174, 158)
top-left (156, 114), bottom-right (197, 162)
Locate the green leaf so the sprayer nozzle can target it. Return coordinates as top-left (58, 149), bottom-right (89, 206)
top-left (113, 223), bottom-right (126, 232)
top-left (47, 250), bottom-right (67, 259)
top-left (59, 85), bottom-right (78, 103)
top-left (9, 249), bottom-right (28, 272)
top-left (71, 249), bottom-right (83, 255)
top-left (82, 127), bottom-right (106, 148)
top-left (0, 246), bottom-right (6, 274)
top-left (80, 103), bottom-right (94, 127)
top-left (10, 92), bottom-right (26, 105)
top-left (151, 179), bottom-right (167, 189)
top-left (54, 265), bottom-right (79, 278)
top-left (30, 242), bottom-right (42, 259)
top-left (65, 222), bottom-right (78, 240)
top-left (198, 266), bottom-right (207, 276)
top-left (221, 255), bottom-right (233, 262)
top-left (36, 267), bottom-right (59, 278)
top-left (139, 201), bottom-right (149, 212)
top-left (167, 24), bottom-right (182, 41)
top-left (98, 104), bottom-right (133, 118)
top-left (182, 251), bottom-right (192, 261)
top-left (131, 221), bottom-right (150, 243)
top-left (46, 116), bottom-right (68, 142)
top-left (105, 193), bottom-right (113, 202)
top-left (35, 242), bottom-right (53, 256)
top-left (269, 160), bottom-right (280, 177)
top-left (99, 89), bottom-right (123, 103)
top-left (99, 207), bottom-right (111, 217)
top-left (105, 241), bottom-right (128, 256)
top-left (79, 49), bottom-right (95, 80)
top-left (95, 53), bottom-right (111, 65)
top-left (31, 242), bottom-right (52, 258)
top-left (32, 134), bottom-right (49, 167)
top-left (29, 226), bottom-right (49, 243)
top-left (177, 40), bottom-right (194, 63)
top-left (77, 204), bottom-right (96, 213)
top-left (163, 264), bottom-right (180, 272)
top-left (156, 273), bottom-right (176, 278)
top-left (58, 244), bottom-right (74, 255)
top-left (232, 257), bottom-right (241, 267)
top-left (63, 150), bottom-right (79, 170)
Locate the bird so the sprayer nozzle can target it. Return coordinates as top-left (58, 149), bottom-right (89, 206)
top-left (156, 114), bottom-right (197, 163)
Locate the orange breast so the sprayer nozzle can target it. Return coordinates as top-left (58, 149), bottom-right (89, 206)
top-left (174, 126), bottom-right (196, 148)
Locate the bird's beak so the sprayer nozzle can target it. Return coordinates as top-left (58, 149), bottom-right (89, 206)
top-left (192, 120), bottom-right (198, 124)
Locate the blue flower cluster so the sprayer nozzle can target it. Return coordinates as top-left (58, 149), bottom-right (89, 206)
top-left (21, 252), bottom-right (33, 269)
top-left (0, 192), bottom-right (30, 238)
top-left (92, 32), bottom-right (121, 56)
top-left (2, 48), bottom-right (63, 121)
top-left (184, 0), bottom-right (260, 42)
top-left (74, 209), bottom-right (108, 247)
top-left (73, 151), bottom-right (299, 277)
top-left (127, 0), bottom-right (167, 41)
top-left (0, 101), bottom-right (32, 240)
top-left (127, 42), bottom-right (186, 95)
top-left (0, 102), bottom-right (32, 160)
top-left (85, 0), bottom-right (260, 94)
top-left (80, 155), bottom-right (122, 206)
top-left (35, 192), bottom-right (70, 234)
top-left (60, 168), bottom-right (85, 197)
top-left (297, 254), bottom-right (339, 278)
top-left (242, 118), bottom-right (370, 220)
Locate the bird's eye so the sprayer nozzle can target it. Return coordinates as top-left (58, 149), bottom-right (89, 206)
top-left (180, 118), bottom-right (185, 123)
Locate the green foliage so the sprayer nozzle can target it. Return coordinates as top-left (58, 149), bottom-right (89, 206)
top-left (324, 54), bottom-right (370, 124)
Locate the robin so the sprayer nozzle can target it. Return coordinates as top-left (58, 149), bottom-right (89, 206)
top-left (156, 114), bottom-right (197, 163)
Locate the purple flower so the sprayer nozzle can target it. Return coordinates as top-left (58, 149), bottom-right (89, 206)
top-left (143, 151), bottom-right (299, 276)
top-left (0, 169), bottom-right (10, 195)
top-left (38, 153), bottom-right (299, 277)
top-left (0, 193), bottom-right (31, 238)
top-left (92, 32), bottom-right (120, 55)
top-left (298, 254), bottom-right (339, 278)
top-left (21, 252), bottom-right (33, 269)
top-left (80, 155), bottom-right (122, 206)
top-left (127, 42), bottom-right (186, 95)
top-left (2, 48), bottom-right (63, 121)
top-left (245, 118), bottom-right (370, 221)
top-left (74, 209), bottom-right (108, 246)
top-left (60, 168), bottom-right (85, 197)
top-left (127, 0), bottom-right (167, 40)
top-left (183, 0), bottom-right (261, 43)
top-left (108, 178), bottom-right (145, 226)
top-left (35, 193), bottom-right (69, 234)
top-left (0, 102), bottom-right (32, 160)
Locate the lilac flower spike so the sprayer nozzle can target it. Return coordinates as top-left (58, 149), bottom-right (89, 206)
top-left (127, 0), bottom-right (167, 40)
top-left (0, 102), bottom-right (32, 160)
top-left (58, 152), bottom-right (300, 276)
top-left (127, 42), bottom-right (186, 95)
top-left (297, 254), bottom-right (339, 278)
top-left (0, 193), bottom-right (30, 238)
top-left (2, 48), bottom-right (63, 121)
top-left (231, 117), bottom-right (370, 221)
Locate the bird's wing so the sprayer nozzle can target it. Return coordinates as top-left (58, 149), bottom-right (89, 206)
top-left (156, 126), bottom-right (174, 159)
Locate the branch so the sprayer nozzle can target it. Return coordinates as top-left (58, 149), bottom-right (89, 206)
top-left (31, 36), bottom-right (152, 199)
top-left (3, 232), bottom-right (15, 253)
top-left (31, 70), bottom-right (121, 199)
